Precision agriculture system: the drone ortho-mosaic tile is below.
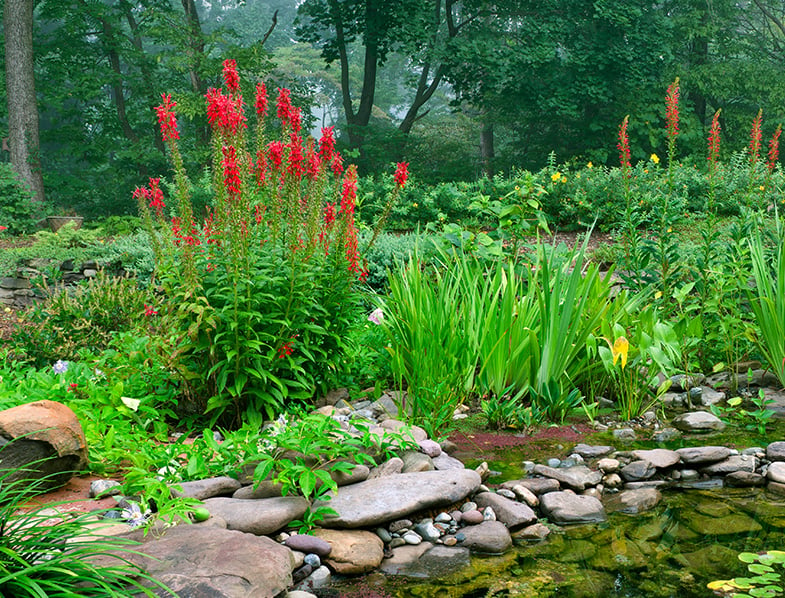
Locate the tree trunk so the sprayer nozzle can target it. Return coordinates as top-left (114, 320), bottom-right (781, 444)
top-left (4, 0), bottom-right (46, 207)
top-left (480, 121), bottom-right (495, 177)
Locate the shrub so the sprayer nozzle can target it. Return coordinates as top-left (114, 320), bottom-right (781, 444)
top-left (14, 271), bottom-right (155, 365)
top-left (137, 62), bottom-right (400, 426)
top-left (0, 163), bottom-right (39, 234)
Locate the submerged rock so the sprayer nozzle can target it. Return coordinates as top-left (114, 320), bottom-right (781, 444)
top-left (540, 491), bottom-right (607, 524)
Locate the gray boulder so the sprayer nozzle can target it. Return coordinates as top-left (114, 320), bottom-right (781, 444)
top-left (671, 411), bottom-right (725, 432)
top-left (676, 446), bottom-right (731, 465)
top-left (531, 464), bottom-right (602, 491)
top-left (604, 488), bottom-right (662, 514)
top-left (473, 492), bottom-right (537, 529)
top-left (315, 469), bottom-right (481, 528)
top-left (172, 476), bottom-right (241, 500)
top-left (540, 491), bottom-right (607, 524)
top-left (201, 496), bottom-right (308, 535)
top-left (459, 520), bottom-right (512, 554)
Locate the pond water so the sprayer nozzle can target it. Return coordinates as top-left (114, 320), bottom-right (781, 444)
top-left (333, 486), bottom-right (784, 598)
top-left (332, 425), bottom-right (785, 598)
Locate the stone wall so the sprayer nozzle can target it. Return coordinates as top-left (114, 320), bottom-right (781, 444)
top-left (0, 258), bottom-right (102, 309)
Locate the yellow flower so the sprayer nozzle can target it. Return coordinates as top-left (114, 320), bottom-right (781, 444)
top-left (612, 336), bottom-right (629, 369)
top-left (561, 176), bottom-right (567, 183)
top-left (587, 161), bottom-right (593, 169)
top-left (551, 172), bottom-right (561, 182)
top-left (650, 153), bottom-right (660, 164)
top-left (759, 185), bottom-right (765, 191)
top-left (412, 202), bottom-right (418, 208)
top-left (515, 185), bottom-right (520, 191)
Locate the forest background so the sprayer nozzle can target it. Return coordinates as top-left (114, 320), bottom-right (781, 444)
top-left (3, 0), bottom-right (785, 219)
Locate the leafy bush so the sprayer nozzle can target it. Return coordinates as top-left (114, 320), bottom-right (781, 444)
top-left (0, 163), bottom-right (39, 234)
top-left (136, 62), bottom-right (394, 426)
top-left (14, 271), bottom-right (155, 365)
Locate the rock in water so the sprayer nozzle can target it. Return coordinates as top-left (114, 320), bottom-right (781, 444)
top-left (540, 491), bottom-right (607, 524)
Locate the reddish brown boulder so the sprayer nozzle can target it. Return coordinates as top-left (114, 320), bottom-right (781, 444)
top-left (0, 400), bottom-right (88, 490)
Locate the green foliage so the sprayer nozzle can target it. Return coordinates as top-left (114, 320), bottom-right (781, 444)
top-left (747, 222), bottom-right (785, 388)
top-left (708, 550), bottom-right (785, 598)
top-left (13, 271), bottom-right (155, 366)
top-left (0, 163), bottom-right (38, 234)
top-left (361, 231), bottom-right (436, 292)
top-left (382, 237), bottom-right (622, 425)
top-left (710, 389), bottom-right (776, 437)
top-left (140, 67), bottom-right (369, 427)
top-left (33, 221), bottom-right (102, 249)
top-left (0, 461), bottom-right (177, 597)
top-left (589, 306), bottom-right (679, 420)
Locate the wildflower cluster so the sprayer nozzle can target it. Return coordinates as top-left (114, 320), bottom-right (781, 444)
top-left (138, 59), bottom-right (376, 424)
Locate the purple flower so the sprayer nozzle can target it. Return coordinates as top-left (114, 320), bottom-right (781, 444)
top-left (368, 308), bottom-right (384, 325)
top-left (52, 360), bottom-right (69, 374)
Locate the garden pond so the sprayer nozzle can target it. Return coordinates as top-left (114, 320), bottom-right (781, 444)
top-left (332, 423), bottom-right (785, 598)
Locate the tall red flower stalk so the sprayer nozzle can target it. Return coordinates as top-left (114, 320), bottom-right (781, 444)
top-left (707, 109), bottom-right (722, 214)
top-left (222, 59), bottom-right (240, 95)
top-left (367, 162), bottom-right (410, 252)
top-left (749, 109), bottom-right (763, 167)
top-left (155, 94), bottom-right (179, 141)
top-left (665, 78), bottom-right (679, 187)
top-left (617, 116), bottom-right (631, 174)
top-left (768, 125), bottom-right (782, 173)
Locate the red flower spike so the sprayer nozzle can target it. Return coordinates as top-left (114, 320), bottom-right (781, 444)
top-left (267, 141), bottom-right (285, 170)
top-left (319, 127), bottom-right (336, 162)
top-left (306, 142), bottom-right (321, 181)
top-left (287, 133), bottom-right (305, 179)
top-left (154, 93), bottom-right (179, 141)
top-left (148, 177), bottom-right (166, 218)
top-left (223, 59), bottom-right (240, 94)
top-left (277, 88), bottom-right (294, 127)
top-left (665, 79), bottom-right (680, 140)
top-left (255, 82), bottom-right (268, 118)
top-left (255, 149), bottom-right (268, 183)
top-left (768, 125), bottom-right (782, 173)
top-left (394, 162), bottom-right (409, 188)
top-left (222, 145), bottom-right (242, 201)
top-left (206, 88), bottom-right (247, 135)
top-left (617, 116), bottom-right (631, 171)
top-left (708, 110), bottom-right (722, 166)
top-left (332, 152), bottom-right (344, 177)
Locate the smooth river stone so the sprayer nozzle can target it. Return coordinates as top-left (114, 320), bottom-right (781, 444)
top-left (632, 449), bottom-right (681, 469)
top-left (676, 446), bottom-right (731, 465)
top-left (540, 491), bottom-right (607, 524)
top-left (767, 461), bottom-right (785, 484)
top-left (201, 496), bottom-right (308, 535)
top-left (314, 469), bottom-right (482, 528)
top-left (473, 492), bottom-right (537, 529)
top-left (531, 465), bottom-right (602, 491)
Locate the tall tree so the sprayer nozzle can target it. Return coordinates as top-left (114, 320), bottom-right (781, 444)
top-left (296, 0), bottom-right (472, 163)
top-left (4, 0), bottom-right (45, 207)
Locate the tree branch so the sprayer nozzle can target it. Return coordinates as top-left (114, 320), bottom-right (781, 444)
top-left (260, 9), bottom-right (278, 47)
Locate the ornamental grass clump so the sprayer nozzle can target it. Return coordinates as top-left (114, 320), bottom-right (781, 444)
top-left (137, 60), bottom-right (374, 426)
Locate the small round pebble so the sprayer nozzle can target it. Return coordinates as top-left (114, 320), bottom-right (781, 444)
top-left (303, 554), bottom-right (321, 568)
top-left (402, 531), bottom-right (422, 545)
top-left (443, 536), bottom-right (458, 546)
top-left (547, 458), bottom-right (561, 468)
top-left (460, 502), bottom-right (477, 513)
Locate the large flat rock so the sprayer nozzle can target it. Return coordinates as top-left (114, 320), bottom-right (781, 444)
top-left (202, 496), bottom-right (308, 535)
top-left (316, 469), bottom-right (481, 528)
top-left (105, 525), bottom-right (294, 598)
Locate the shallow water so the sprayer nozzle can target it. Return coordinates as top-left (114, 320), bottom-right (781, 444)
top-left (335, 487), bottom-right (785, 597)
top-left (333, 423), bottom-right (785, 598)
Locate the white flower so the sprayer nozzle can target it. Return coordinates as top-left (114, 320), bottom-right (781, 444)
top-left (52, 360), bottom-right (69, 374)
top-left (368, 308), bottom-right (384, 325)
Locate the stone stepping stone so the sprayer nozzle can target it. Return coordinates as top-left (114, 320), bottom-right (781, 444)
top-left (315, 469), bottom-right (481, 528)
top-left (201, 496), bottom-right (308, 535)
top-left (699, 455), bottom-right (757, 476)
top-left (767, 441), bottom-right (785, 461)
top-left (540, 491), bottom-right (607, 524)
top-left (501, 477), bottom-right (560, 495)
top-left (572, 444), bottom-right (615, 459)
top-left (111, 525), bottom-right (294, 598)
top-left (671, 411), bottom-right (725, 432)
top-left (632, 449), bottom-right (680, 469)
